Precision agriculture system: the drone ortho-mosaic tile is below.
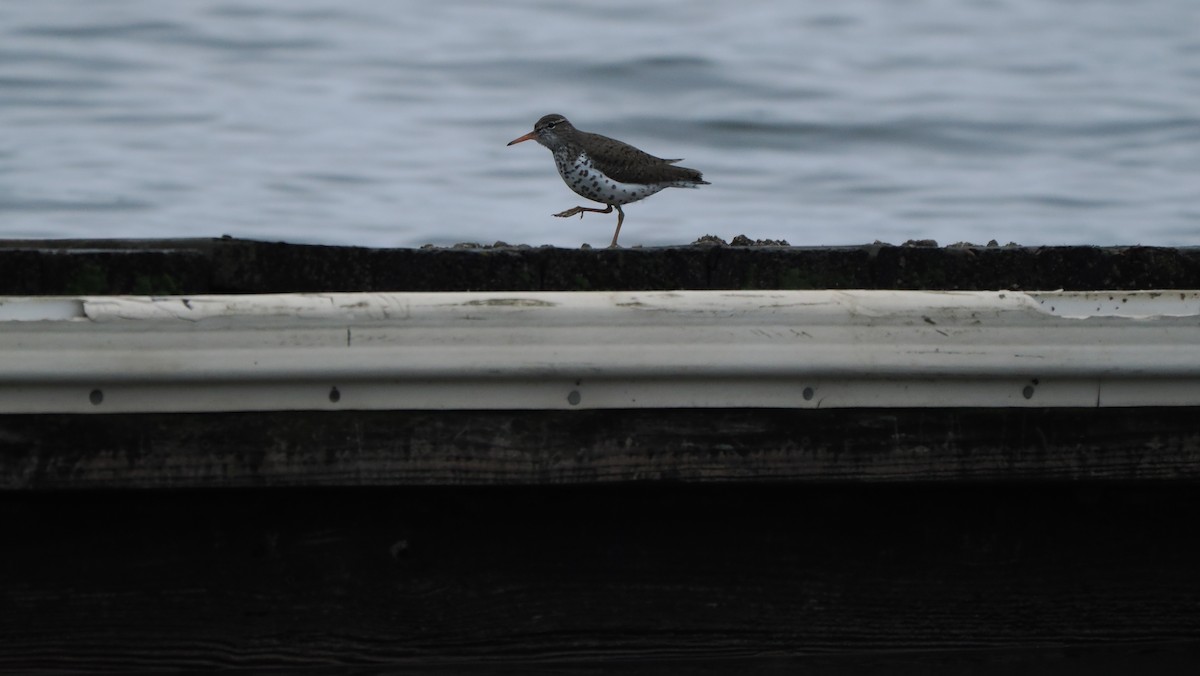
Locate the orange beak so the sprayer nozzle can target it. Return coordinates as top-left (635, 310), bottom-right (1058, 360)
top-left (507, 130), bottom-right (537, 146)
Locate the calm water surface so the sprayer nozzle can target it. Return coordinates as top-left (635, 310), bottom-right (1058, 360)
top-left (1, 0), bottom-right (1197, 248)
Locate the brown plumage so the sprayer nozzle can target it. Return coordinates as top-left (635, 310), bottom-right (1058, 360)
top-left (508, 114), bottom-right (709, 247)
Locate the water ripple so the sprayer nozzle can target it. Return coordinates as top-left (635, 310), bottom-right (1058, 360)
top-left (18, 20), bottom-right (326, 52)
top-left (0, 197), bottom-right (153, 213)
top-left (18, 20), bottom-right (184, 39)
top-left (0, 0), bottom-right (1197, 248)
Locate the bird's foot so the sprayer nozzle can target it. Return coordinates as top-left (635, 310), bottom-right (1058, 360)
top-left (554, 207), bottom-right (587, 219)
top-left (554, 204), bottom-right (614, 219)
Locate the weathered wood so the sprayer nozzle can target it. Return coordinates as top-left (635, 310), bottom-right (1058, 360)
top-left (2, 484), bottom-right (1198, 671)
top-left (3, 408), bottom-right (1199, 489)
top-left (4, 239), bottom-right (1200, 672)
top-left (2, 239), bottom-right (1200, 295)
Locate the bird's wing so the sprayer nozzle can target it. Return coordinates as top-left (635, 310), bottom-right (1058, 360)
top-left (582, 133), bottom-right (677, 184)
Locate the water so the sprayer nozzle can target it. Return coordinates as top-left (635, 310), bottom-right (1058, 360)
top-left (1, 0), bottom-right (1197, 248)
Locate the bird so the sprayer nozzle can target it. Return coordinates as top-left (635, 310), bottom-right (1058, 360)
top-left (507, 114), bottom-right (709, 247)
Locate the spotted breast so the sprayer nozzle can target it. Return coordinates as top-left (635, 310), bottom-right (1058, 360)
top-left (553, 150), bottom-right (668, 206)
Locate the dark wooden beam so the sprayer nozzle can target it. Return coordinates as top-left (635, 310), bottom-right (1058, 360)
top-left (2, 484), bottom-right (1198, 672)
top-left (3, 408), bottom-right (1200, 489)
top-left (3, 239), bottom-right (1200, 295)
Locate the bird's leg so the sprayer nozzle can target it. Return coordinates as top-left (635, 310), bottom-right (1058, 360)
top-left (554, 204), bottom-right (613, 219)
top-left (608, 205), bottom-right (625, 248)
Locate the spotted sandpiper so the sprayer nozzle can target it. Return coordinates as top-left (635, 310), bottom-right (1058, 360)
top-left (507, 114), bottom-right (709, 247)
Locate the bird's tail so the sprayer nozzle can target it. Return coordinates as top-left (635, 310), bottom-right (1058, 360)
top-left (672, 165), bottom-right (709, 188)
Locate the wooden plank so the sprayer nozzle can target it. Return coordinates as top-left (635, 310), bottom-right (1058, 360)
top-left (3, 239), bottom-right (1200, 295)
top-left (3, 408), bottom-right (1200, 489)
top-left (2, 484), bottom-right (1198, 671)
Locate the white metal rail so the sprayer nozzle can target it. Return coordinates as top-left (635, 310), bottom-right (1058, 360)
top-left (1, 290), bottom-right (1198, 413)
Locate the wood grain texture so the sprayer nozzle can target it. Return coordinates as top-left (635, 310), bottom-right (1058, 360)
top-left (2, 484), bottom-right (1199, 672)
top-left (3, 239), bottom-right (1200, 295)
top-left (3, 408), bottom-right (1199, 489)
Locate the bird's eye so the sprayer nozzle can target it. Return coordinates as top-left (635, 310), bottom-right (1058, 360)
top-left (546, 121), bottom-right (557, 129)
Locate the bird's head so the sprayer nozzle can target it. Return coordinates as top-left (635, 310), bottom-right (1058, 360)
top-left (507, 114), bottom-right (574, 148)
